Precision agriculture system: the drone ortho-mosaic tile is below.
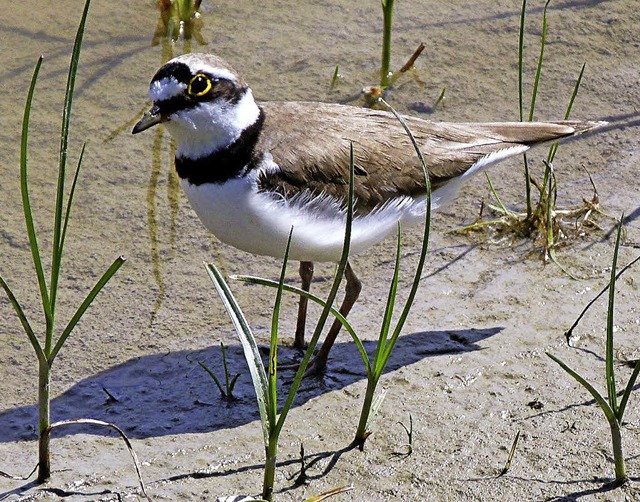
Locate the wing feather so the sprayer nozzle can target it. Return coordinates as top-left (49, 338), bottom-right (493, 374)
top-left (254, 101), bottom-right (603, 213)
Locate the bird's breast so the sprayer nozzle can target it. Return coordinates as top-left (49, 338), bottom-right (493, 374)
top-left (180, 170), bottom-right (427, 263)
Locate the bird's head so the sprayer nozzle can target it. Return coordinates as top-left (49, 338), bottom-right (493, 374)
top-left (133, 53), bottom-right (261, 159)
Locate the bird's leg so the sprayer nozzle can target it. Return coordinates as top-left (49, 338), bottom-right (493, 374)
top-left (305, 261), bottom-right (361, 375)
top-left (294, 261), bottom-right (314, 349)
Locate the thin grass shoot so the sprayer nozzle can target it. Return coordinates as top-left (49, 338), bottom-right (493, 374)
top-left (205, 146), bottom-right (356, 501)
top-left (458, 0), bottom-right (604, 274)
top-left (547, 216), bottom-right (640, 485)
top-left (0, 0), bottom-right (128, 484)
top-left (198, 341), bottom-right (240, 400)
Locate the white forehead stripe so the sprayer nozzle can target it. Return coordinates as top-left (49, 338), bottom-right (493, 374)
top-left (149, 77), bottom-right (187, 102)
top-left (201, 66), bottom-right (237, 82)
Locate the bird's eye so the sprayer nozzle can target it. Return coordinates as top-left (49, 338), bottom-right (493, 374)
top-left (187, 74), bottom-right (212, 97)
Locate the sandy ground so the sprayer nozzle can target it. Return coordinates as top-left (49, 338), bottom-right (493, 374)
top-left (1, 0), bottom-right (639, 500)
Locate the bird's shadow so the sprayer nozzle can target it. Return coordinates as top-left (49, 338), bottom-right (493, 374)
top-left (0, 327), bottom-right (501, 442)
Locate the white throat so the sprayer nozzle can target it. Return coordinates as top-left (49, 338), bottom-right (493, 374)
top-left (166, 89), bottom-right (261, 160)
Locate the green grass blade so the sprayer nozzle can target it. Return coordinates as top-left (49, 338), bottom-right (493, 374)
top-left (548, 248), bottom-right (579, 280)
top-left (373, 225), bottom-right (401, 375)
top-left (220, 341), bottom-right (234, 393)
top-left (380, 0), bottom-right (395, 88)
top-left (563, 62), bottom-right (585, 121)
top-left (564, 253), bottom-right (640, 341)
top-left (58, 142), bottom-right (85, 270)
top-left (528, 0), bottom-right (550, 122)
top-left (523, 154), bottom-right (532, 218)
top-left (618, 358), bottom-right (640, 420)
top-left (20, 56), bottom-right (52, 325)
top-left (366, 388), bottom-right (388, 430)
top-left (206, 262), bottom-right (270, 446)
top-left (545, 162), bottom-right (555, 250)
top-left (275, 144), bottom-right (356, 437)
top-left (539, 159), bottom-right (550, 202)
top-left (542, 163), bottom-right (578, 278)
top-left (353, 101), bottom-right (432, 446)
top-left (551, 163), bottom-right (558, 206)
top-left (378, 99), bottom-right (432, 366)
top-left (330, 65), bottom-right (340, 90)
top-left (228, 373), bottom-right (240, 395)
top-left (50, 255), bottom-right (125, 362)
top-left (0, 275), bottom-right (44, 362)
top-left (605, 216), bottom-right (624, 415)
top-left (433, 86), bottom-right (447, 110)
top-left (517, 0), bottom-right (531, 217)
top-left (234, 275), bottom-right (370, 374)
top-left (50, 0), bottom-right (91, 314)
top-left (198, 360), bottom-right (226, 396)
top-left (548, 62), bottom-right (585, 163)
top-left (485, 172), bottom-right (513, 216)
top-left (518, 0), bottom-right (526, 122)
top-left (268, 228), bottom-right (294, 426)
top-left (546, 352), bottom-right (616, 423)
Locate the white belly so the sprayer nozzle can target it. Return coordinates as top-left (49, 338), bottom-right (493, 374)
top-left (181, 173), bottom-right (431, 263)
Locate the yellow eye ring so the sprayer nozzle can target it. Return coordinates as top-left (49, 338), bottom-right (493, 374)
top-left (188, 74), bottom-right (212, 97)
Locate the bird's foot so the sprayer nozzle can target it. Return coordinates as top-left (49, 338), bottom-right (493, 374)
top-left (301, 356), bottom-right (327, 378)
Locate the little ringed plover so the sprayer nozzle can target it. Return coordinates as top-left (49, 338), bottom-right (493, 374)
top-left (133, 53), bottom-right (605, 374)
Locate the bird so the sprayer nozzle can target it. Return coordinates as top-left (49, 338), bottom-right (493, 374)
top-left (132, 53), bottom-right (605, 374)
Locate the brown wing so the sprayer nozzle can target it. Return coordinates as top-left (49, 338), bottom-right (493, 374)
top-left (255, 101), bottom-right (602, 213)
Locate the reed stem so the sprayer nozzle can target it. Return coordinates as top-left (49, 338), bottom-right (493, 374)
top-left (380, 0), bottom-right (395, 88)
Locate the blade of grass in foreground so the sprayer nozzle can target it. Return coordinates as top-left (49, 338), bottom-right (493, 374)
top-left (20, 56), bottom-right (51, 327)
top-left (50, 0), bottom-right (92, 326)
top-left (240, 101), bottom-right (433, 451)
top-left (206, 145), bottom-right (356, 501)
top-left (349, 98), bottom-right (432, 448)
top-left (0, 276), bottom-right (41, 360)
top-left (1, 0), bottom-right (128, 483)
top-left (274, 144), bottom-right (355, 438)
top-left (206, 263), bottom-right (270, 446)
top-left (605, 213), bottom-right (623, 416)
top-left (547, 216), bottom-right (638, 485)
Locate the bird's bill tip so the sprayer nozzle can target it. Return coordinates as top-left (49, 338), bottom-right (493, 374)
top-left (132, 107), bottom-right (165, 134)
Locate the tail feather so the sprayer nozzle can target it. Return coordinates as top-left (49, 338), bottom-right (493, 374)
top-left (464, 120), bottom-right (608, 146)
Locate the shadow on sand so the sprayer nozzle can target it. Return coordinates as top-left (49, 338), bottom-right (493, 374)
top-left (0, 327), bottom-right (501, 443)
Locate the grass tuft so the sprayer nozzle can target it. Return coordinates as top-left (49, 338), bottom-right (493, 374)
top-left (0, 0), bottom-right (127, 484)
top-left (206, 147), bottom-right (356, 501)
top-left (547, 216), bottom-right (640, 485)
top-left (198, 341), bottom-right (241, 400)
top-left (455, 0), bottom-right (608, 274)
